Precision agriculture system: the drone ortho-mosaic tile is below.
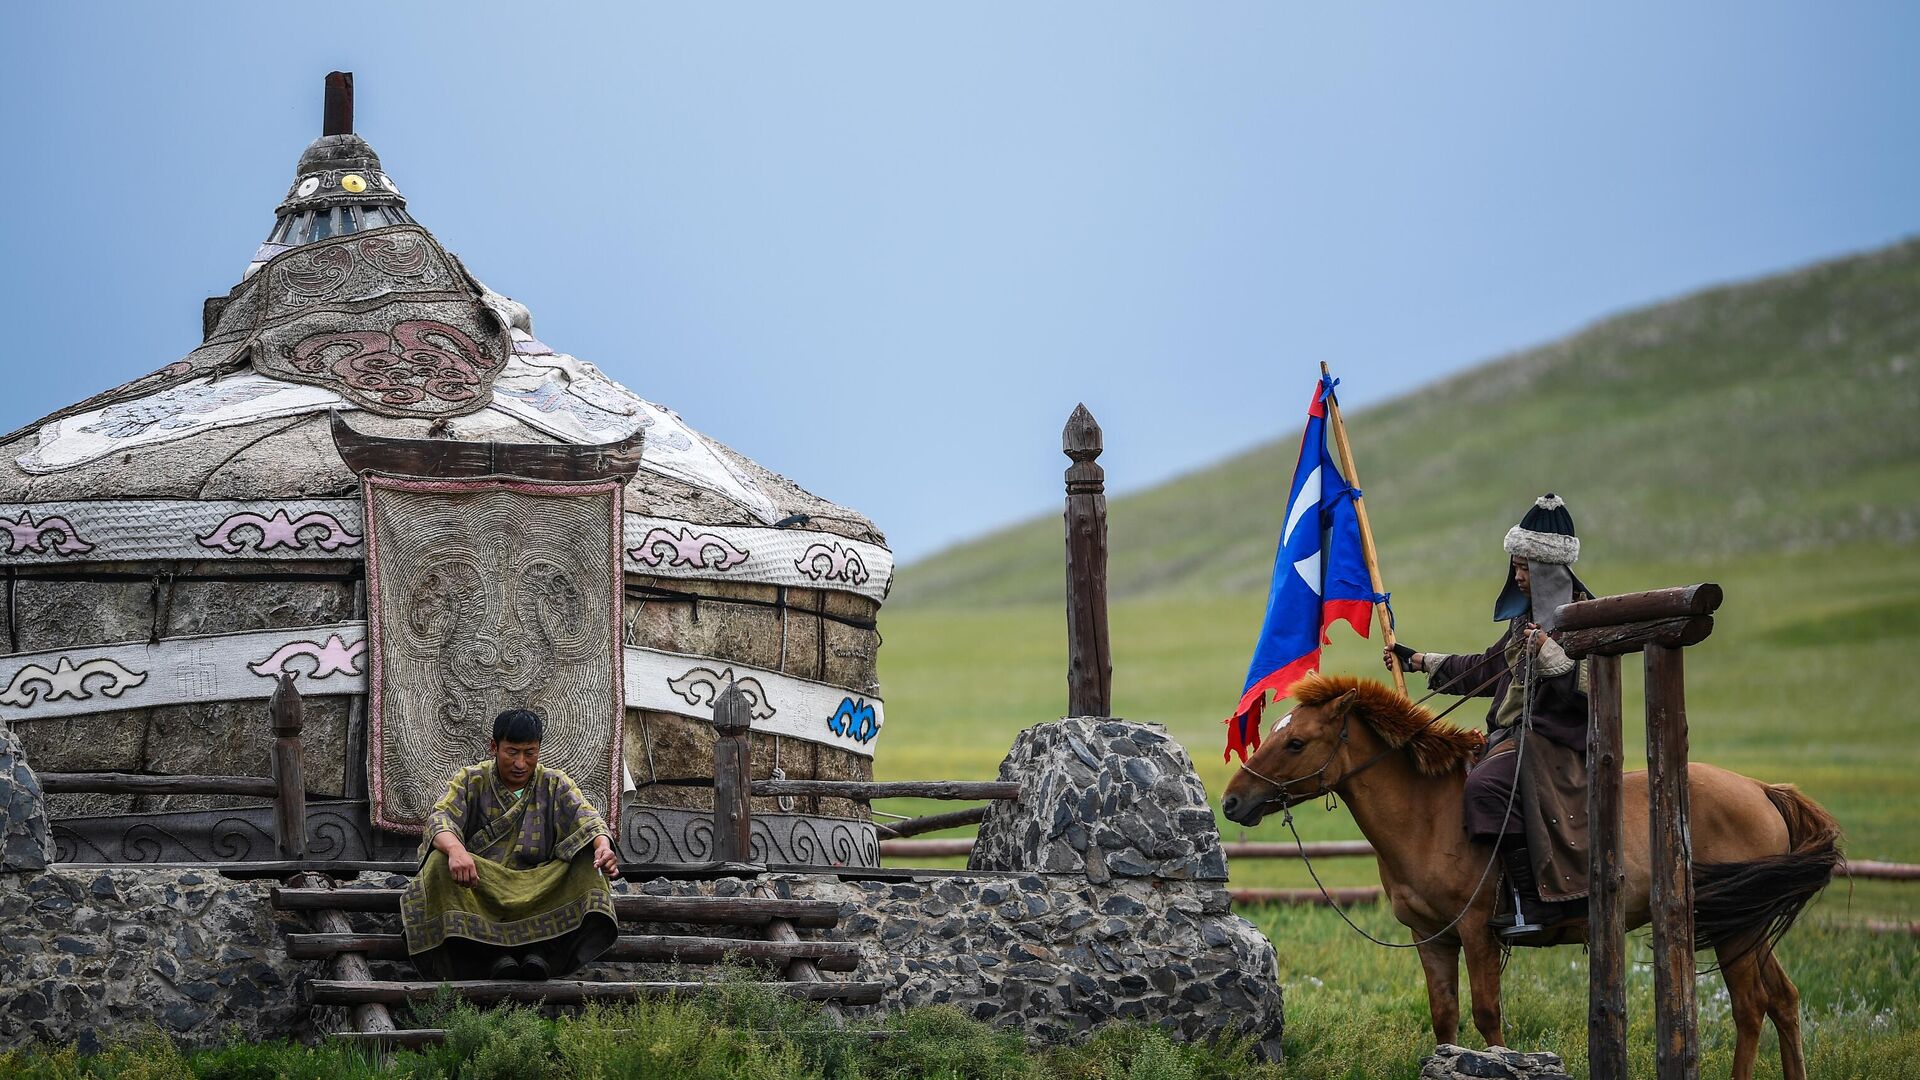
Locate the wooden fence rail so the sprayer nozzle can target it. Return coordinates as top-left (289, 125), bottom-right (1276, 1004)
top-left (43, 672), bottom-right (309, 860)
top-left (709, 683), bottom-right (1021, 864)
top-left (877, 835), bottom-right (1920, 880)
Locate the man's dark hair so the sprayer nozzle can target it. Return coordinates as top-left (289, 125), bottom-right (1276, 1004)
top-left (492, 708), bottom-right (544, 744)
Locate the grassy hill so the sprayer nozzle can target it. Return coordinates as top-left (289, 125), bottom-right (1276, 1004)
top-left (866, 241), bottom-right (1920, 1072)
top-left (893, 237), bottom-right (1920, 606)
top-left (871, 237), bottom-right (1920, 916)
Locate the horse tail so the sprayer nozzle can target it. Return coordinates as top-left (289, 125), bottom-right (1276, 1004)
top-left (1691, 783), bottom-right (1843, 959)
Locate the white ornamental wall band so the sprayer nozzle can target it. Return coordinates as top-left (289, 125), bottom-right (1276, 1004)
top-left (621, 515), bottom-right (893, 602)
top-left (0, 624), bottom-right (367, 721)
top-left (0, 620), bottom-right (881, 758)
top-left (363, 474), bottom-right (625, 835)
top-left (622, 643), bottom-right (884, 758)
top-left (0, 500), bottom-right (364, 564)
top-left (0, 499), bottom-right (892, 600)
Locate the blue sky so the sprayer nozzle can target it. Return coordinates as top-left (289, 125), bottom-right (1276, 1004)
top-left (2, 4), bottom-right (1914, 561)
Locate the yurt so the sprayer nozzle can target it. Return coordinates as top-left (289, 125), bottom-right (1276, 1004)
top-left (0, 74), bottom-right (890, 867)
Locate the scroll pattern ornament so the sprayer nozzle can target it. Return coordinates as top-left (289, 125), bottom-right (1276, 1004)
top-left (2, 511), bottom-right (95, 557)
top-left (0, 657), bottom-right (148, 709)
top-left (247, 225), bottom-right (509, 419)
top-left (197, 509), bottom-right (361, 554)
top-left (50, 802), bottom-right (372, 864)
top-left (267, 227), bottom-right (445, 309)
top-left (248, 635), bottom-right (366, 679)
top-left (616, 805), bottom-right (878, 868)
top-left (666, 667), bottom-right (777, 721)
top-left (629, 526), bottom-right (750, 572)
top-left (288, 320), bottom-right (496, 411)
top-left (825, 697), bottom-right (881, 745)
top-left (795, 541), bottom-right (871, 586)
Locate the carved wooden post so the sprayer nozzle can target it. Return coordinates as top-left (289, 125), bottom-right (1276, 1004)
top-left (1645, 644), bottom-right (1698, 1080)
top-left (1586, 652), bottom-right (1627, 1080)
top-left (269, 672), bottom-right (307, 861)
top-left (712, 682), bottom-right (754, 864)
top-left (1062, 404), bottom-right (1111, 718)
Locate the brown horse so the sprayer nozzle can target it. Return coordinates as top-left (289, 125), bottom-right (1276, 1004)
top-left (1219, 672), bottom-right (1841, 1080)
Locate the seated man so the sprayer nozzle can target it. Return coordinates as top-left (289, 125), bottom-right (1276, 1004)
top-left (401, 708), bottom-right (621, 981)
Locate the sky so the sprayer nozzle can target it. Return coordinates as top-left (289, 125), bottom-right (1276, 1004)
top-left (2, 4), bottom-right (1915, 562)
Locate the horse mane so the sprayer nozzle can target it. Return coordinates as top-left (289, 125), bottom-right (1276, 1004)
top-left (1290, 672), bottom-right (1485, 776)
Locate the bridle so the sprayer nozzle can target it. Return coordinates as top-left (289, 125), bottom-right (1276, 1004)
top-left (1228, 661), bottom-right (1523, 950)
top-left (1233, 666), bottom-right (1506, 817)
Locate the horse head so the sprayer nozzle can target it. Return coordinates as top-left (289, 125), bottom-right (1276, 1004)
top-left (1220, 673), bottom-right (1484, 827)
top-left (1219, 685), bottom-right (1363, 827)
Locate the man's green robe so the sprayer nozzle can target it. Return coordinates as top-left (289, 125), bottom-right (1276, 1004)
top-left (400, 762), bottom-right (618, 979)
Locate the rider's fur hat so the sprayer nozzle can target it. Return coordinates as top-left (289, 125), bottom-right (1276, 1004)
top-left (1495, 494), bottom-right (1589, 623)
top-left (1504, 493), bottom-right (1579, 565)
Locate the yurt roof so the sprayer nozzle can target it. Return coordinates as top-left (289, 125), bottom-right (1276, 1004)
top-left (0, 76), bottom-right (883, 550)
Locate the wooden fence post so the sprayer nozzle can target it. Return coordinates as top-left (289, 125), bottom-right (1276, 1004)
top-left (1645, 644), bottom-right (1698, 1080)
top-left (712, 682), bottom-right (754, 864)
top-left (1063, 403), bottom-right (1111, 718)
top-left (269, 672), bottom-right (307, 861)
top-left (1586, 652), bottom-right (1627, 1080)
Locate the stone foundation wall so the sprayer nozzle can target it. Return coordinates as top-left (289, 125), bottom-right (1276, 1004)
top-left (0, 868), bottom-right (303, 1053)
top-left (0, 866), bottom-right (1281, 1058)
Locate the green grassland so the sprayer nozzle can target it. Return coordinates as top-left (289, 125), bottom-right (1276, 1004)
top-left (874, 238), bottom-right (1920, 1074)
top-left (877, 545), bottom-right (1920, 901)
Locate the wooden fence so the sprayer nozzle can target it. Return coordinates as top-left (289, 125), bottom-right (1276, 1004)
top-left (40, 672), bottom-right (311, 860)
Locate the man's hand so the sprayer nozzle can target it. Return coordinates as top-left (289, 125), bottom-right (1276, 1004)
top-left (446, 845), bottom-right (478, 888)
top-left (1383, 644), bottom-right (1422, 673)
top-left (1522, 623), bottom-right (1546, 656)
top-left (592, 835), bottom-right (620, 878)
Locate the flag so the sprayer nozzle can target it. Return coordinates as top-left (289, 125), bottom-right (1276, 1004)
top-left (1224, 375), bottom-right (1379, 762)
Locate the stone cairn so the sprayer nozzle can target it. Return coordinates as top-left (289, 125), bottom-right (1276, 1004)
top-left (1420, 1044), bottom-right (1574, 1080)
top-left (968, 716), bottom-right (1228, 883)
top-left (961, 715), bottom-right (1279, 1057)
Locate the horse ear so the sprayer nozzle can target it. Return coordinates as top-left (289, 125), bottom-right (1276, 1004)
top-left (1328, 689), bottom-right (1360, 717)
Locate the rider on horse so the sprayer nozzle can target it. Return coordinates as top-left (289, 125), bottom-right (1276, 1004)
top-left (1385, 494), bottom-right (1593, 943)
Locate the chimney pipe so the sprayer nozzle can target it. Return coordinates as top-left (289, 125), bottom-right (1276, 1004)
top-left (322, 71), bottom-right (354, 136)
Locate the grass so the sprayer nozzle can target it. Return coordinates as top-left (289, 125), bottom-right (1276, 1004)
top-left (1255, 903), bottom-right (1920, 1080)
top-left (877, 544), bottom-right (1920, 903)
top-left (0, 981), bottom-right (1285, 1080)
top-left (867, 542), bottom-right (1920, 1075)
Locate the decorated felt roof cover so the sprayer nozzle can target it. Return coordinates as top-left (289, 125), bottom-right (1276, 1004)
top-left (0, 86), bottom-right (886, 556)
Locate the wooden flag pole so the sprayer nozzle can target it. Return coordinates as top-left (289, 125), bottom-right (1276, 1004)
top-left (1320, 361), bottom-right (1406, 695)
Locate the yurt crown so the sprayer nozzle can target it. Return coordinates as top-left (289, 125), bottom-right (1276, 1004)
top-left (257, 72), bottom-right (415, 267)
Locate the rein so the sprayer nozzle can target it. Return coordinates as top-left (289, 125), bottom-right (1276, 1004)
top-left (1234, 654), bottom-right (1536, 949)
top-left (1234, 666), bottom-right (1504, 808)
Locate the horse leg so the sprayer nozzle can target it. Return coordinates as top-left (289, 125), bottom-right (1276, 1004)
top-left (1716, 946), bottom-right (1769, 1080)
top-left (1415, 939), bottom-right (1461, 1045)
top-left (1461, 926), bottom-right (1505, 1048)
top-left (1759, 948), bottom-right (1806, 1080)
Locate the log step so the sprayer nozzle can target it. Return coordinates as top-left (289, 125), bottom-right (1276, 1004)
top-left (286, 932), bottom-right (862, 971)
top-left (309, 978), bottom-right (886, 1007)
top-left (270, 889), bottom-right (842, 929)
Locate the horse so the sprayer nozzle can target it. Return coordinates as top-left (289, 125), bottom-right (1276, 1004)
top-left (1219, 672), bottom-right (1841, 1080)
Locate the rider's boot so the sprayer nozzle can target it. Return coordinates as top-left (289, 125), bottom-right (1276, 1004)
top-left (1495, 843), bottom-right (1582, 945)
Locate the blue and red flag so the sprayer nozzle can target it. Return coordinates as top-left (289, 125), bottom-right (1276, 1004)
top-left (1224, 375), bottom-right (1379, 762)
